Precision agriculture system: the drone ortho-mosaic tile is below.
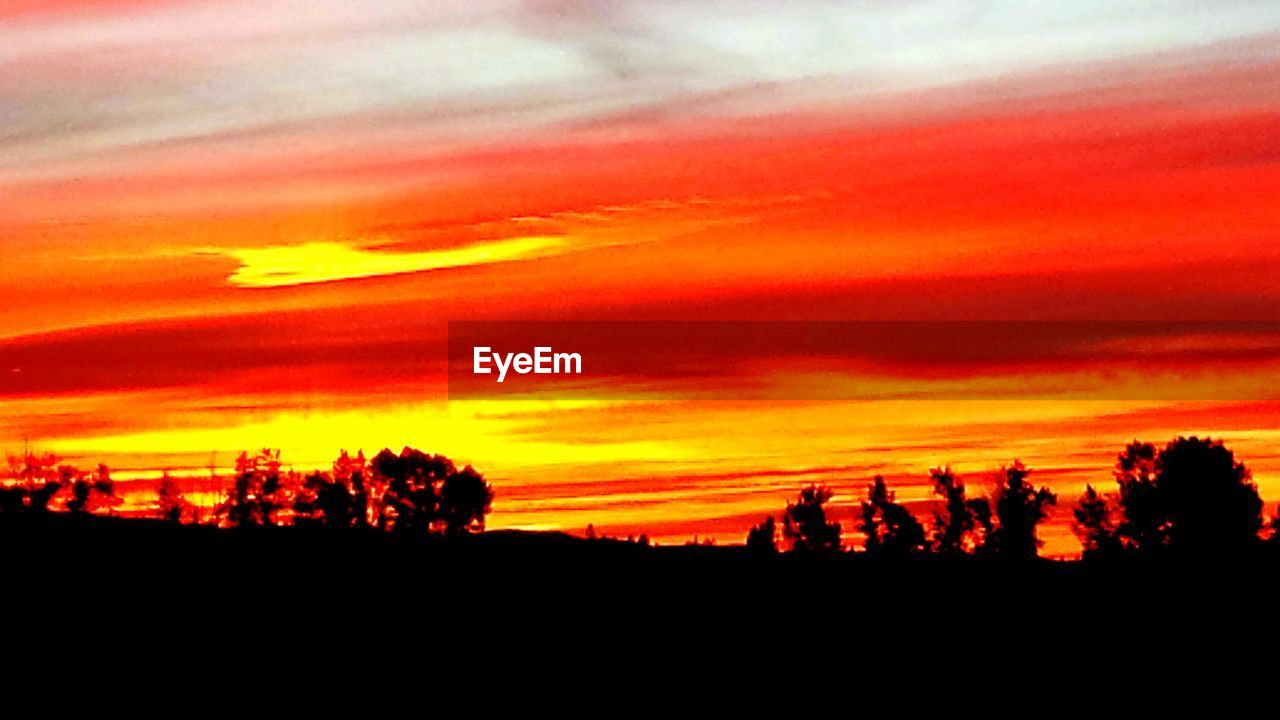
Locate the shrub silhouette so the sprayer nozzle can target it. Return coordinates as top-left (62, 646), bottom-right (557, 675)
top-left (859, 475), bottom-right (926, 557)
top-left (929, 467), bottom-right (992, 554)
top-left (1072, 485), bottom-right (1120, 558)
top-left (155, 472), bottom-right (190, 523)
top-left (989, 462), bottom-right (1056, 559)
top-left (782, 484), bottom-right (841, 553)
top-left (745, 515), bottom-right (777, 556)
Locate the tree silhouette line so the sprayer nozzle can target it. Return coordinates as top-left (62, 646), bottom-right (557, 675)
top-left (745, 436), bottom-right (1273, 560)
top-left (1, 453), bottom-right (121, 516)
top-left (1, 446), bottom-right (494, 537)
top-left (2, 435), bottom-right (1277, 559)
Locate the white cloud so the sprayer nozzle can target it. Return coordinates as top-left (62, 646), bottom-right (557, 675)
top-left (2, 0), bottom-right (1279, 181)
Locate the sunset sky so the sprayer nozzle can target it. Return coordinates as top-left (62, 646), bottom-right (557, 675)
top-left (4, 1), bottom-right (1280, 555)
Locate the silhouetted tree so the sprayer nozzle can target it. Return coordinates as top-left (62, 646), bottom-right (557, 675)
top-left (929, 467), bottom-right (991, 554)
top-left (216, 449), bottom-right (288, 528)
top-left (989, 462), bottom-right (1056, 560)
top-left (28, 482), bottom-right (62, 512)
top-left (67, 463), bottom-right (118, 515)
top-left (292, 471), bottom-right (320, 524)
top-left (51, 465), bottom-right (82, 513)
top-left (1072, 485), bottom-right (1120, 559)
top-left (333, 450), bottom-right (369, 528)
top-left (745, 515), bottom-right (777, 556)
top-left (293, 470), bottom-right (354, 527)
top-left (315, 476), bottom-right (355, 527)
top-left (370, 447), bottom-right (491, 536)
top-left (6, 451), bottom-right (63, 512)
top-left (155, 472), bottom-right (189, 523)
top-left (372, 448), bottom-right (445, 533)
top-left (294, 450), bottom-right (376, 528)
top-left (65, 468), bottom-right (90, 514)
top-left (1114, 440), bottom-right (1162, 551)
top-left (782, 484), bottom-right (841, 553)
top-left (859, 476), bottom-right (926, 557)
top-left (1102, 437), bottom-right (1264, 553)
top-left (437, 465), bottom-right (493, 535)
top-left (1155, 436), bottom-right (1262, 552)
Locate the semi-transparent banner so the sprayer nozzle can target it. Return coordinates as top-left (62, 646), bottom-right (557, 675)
top-left (447, 321), bottom-right (1280, 401)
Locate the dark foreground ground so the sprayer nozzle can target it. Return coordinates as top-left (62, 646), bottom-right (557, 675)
top-left (5, 512), bottom-right (1275, 664)
top-left (6, 513), bottom-right (1275, 599)
top-left (6, 514), bottom-right (1263, 696)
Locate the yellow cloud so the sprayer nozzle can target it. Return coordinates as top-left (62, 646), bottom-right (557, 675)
top-left (221, 236), bottom-right (567, 288)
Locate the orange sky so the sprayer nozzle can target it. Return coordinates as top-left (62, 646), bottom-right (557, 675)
top-left (4, 2), bottom-right (1280, 555)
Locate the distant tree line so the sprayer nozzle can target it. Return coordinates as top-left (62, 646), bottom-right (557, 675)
top-left (1, 453), bottom-right (120, 516)
top-left (4, 435), bottom-right (1276, 558)
top-left (745, 436), bottom-right (1274, 559)
top-left (1, 446), bottom-right (494, 537)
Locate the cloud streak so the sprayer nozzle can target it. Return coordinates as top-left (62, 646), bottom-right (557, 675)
top-left (4, 0), bottom-right (1280, 184)
top-left (215, 236), bottom-right (569, 288)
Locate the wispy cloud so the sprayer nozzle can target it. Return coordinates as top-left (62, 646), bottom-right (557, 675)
top-left (4, 0), bottom-right (1280, 183)
top-left (211, 236), bottom-right (569, 288)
